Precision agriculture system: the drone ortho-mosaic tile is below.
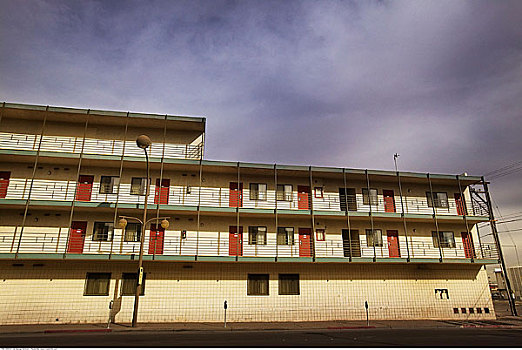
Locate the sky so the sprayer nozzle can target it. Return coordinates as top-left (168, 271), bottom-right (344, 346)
top-left (1, 0), bottom-right (522, 265)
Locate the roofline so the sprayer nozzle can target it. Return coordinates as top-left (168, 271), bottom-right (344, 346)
top-left (1, 102), bottom-right (206, 125)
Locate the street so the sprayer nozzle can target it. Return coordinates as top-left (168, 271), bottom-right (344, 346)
top-left (1, 327), bottom-right (522, 347)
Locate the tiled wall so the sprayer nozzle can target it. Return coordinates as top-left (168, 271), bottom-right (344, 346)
top-left (0, 261), bottom-right (495, 325)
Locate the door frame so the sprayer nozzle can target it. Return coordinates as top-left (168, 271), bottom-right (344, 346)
top-left (298, 227), bottom-right (312, 257)
top-left (383, 190), bottom-right (396, 213)
top-left (386, 230), bottom-right (400, 257)
top-left (75, 175), bottom-right (94, 201)
top-left (67, 221), bottom-right (87, 253)
top-left (229, 225), bottom-right (243, 256)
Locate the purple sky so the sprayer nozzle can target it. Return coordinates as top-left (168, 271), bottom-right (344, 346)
top-left (1, 0), bottom-right (522, 265)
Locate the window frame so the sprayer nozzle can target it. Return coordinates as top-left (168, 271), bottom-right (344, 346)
top-left (248, 226), bottom-right (267, 245)
top-left (366, 229), bottom-right (383, 247)
top-left (124, 222), bottom-right (142, 242)
top-left (92, 222), bottom-right (114, 242)
top-left (278, 274), bottom-right (300, 295)
top-left (431, 231), bottom-right (456, 248)
top-left (130, 177), bottom-right (147, 195)
top-left (84, 272), bottom-right (111, 296)
top-left (99, 176), bottom-right (119, 194)
top-left (316, 228), bottom-right (326, 241)
top-left (276, 184), bottom-right (293, 202)
top-left (277, 227), bottom-right (295, 245)
top-left (247, 274), bottom-right (269, 296)
top-left (121, 272), bottom-right (146, 296)
top-left (314, 187), bottom-right (324, 199)
top-left (249, 183), bottom-right (267, 201)
top-left (362, 188), bottom-right (378, 206)
top-left (426, 192), bottom-right (449, 208)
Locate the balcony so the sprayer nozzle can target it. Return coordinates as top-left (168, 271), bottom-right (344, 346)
top-left (3, 177), bottom-right (487, 218)
top-left (0, 224), bottom-right (499, 263)
top-left (0, 132), bottom-right (203, 160)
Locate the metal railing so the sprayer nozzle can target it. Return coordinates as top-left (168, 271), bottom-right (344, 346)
top-left (0, 227), bottom-right (499, 261)
top-left (0, 132), bottom-right (203, 160)
top-left (3, 178), bottom-right (483, 217)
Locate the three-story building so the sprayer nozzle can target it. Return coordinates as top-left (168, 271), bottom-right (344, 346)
top-left (0, 102), bottom-right (500, 325)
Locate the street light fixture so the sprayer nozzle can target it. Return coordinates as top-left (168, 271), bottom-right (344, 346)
top-left (131, 134), bottom-right (152, 327)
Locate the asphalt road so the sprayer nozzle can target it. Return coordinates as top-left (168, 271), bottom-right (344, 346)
top-left (1, 328), bottom-right (522, 347)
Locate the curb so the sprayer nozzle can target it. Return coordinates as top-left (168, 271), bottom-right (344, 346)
top-left (327, 326), bottom-right (376, 329)
top-left (44, 329), bottom-right (113, 334)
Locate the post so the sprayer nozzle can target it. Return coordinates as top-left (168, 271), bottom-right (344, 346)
top-left (224, 300), bottom-right (228, 328)
top-left (365, 301), bottom-right (369, 326)
top-left (483, 177), bottom-right (518, 316)
top-left (132, 136), bottom-right (151, 327)
top-left (394, 154), bottom-right (410, 261)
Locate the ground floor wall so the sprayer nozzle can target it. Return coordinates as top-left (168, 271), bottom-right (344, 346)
top-left (0, 260), bottom-right (495, 325)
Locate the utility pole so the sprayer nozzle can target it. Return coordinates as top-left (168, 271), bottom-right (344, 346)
top-left (483, 177), bottom-right (518, 316)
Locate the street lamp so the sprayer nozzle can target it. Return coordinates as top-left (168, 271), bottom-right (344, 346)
top-left (130, 134), bottom-right (152, 327)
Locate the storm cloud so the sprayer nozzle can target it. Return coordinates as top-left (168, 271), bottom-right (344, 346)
top-left (1, 0), bottom-right (522, 263)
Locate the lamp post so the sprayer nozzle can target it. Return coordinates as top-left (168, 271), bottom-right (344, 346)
top-left (130, 135), bottom-right (152, 327)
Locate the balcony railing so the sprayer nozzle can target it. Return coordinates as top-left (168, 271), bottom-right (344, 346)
top-left (0, 226), bottom-right (499, 261)
top-left (4, 178), bottom-right (485, 217)
top-left (0, 132), bottom-right (203, 160)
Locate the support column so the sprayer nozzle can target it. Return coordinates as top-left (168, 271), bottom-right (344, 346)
top-left (152, 115), bottom-right (168, 260)
top-left (456, 175), bottom-right (473, 262)
top-left (427, 173), bottom-right (443, 262)
top-left (112, 112), bottom-right (129, 257)
top-left (309, 166), bottom-right (316, 261)
top-left (365, 170), bottom-right (376, 261)
top-left (483, 176), bottom-right (518, 316)
top-left (15, 106), bottom-right (48, 257)
top-left (274, 164), bottom-right (278, 259)
top-left (395, 168), bottom-right (410, 261)
top-left (342, 169), bottom-right (353, 261)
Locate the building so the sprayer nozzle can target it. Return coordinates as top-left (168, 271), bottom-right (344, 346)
top-left (0, 102), bottom-right (501, 325)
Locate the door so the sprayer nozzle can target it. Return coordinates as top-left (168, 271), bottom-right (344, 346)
top-left (387, 230), bottom-right (400, 257)
top-left (75, 175), bottom-right (94, 201)
top-left (339, 188), bottom-right (357, 211)
top-left (229, 225), bottom-right (243, 256)
top-left (455, 193), bottom-right (465, 215)
top-left (229, 182), bottom-right (243, 207)
top-left (148, 224), bottom-right (165, 255)
top-left (298, 186), bottom-right (311, 210)
top-left (342, 229), bottom-right (361, 257)
top-left (67, 221), bottom-right (87, 253)
top-left (0, 171), bottom-right (10, 198)
top-left (298, 228), bottom-right (312, 257)
top-left (383, 190), bottom-right (396, 213)
top-left (461, 232), bottom-right (475, 258)
top-left (154, 178), bottom-right (170, 204)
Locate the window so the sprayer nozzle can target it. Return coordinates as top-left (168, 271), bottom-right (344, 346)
top-left (453, 308), bottom-right (459, 314)
top-left (84, 273), bottom-right (111, 296)
top-left (426, 192), bottom-right (449, 208)
top-left (279, 274), bottom-right (299, 295)
top-left (99, 176), bottom-right (119, 194)
top-left (247, 274), bottom-right (269, 295)
top-left (249, 183), bottom-right (267, 200)
top-left (362, 188), bottom-right (378, 206)
top-left (469, 308), bottom-right (474, 314)
top-left (248, 226), bottom-right (267, 245)
top-left (276, 184), bottom-right (293, 201)
top-left (277, 227), bottom-right (294, 245)
top-left (121, 272), bottom-right (146, 296)
top-left (314, 187), bottom-right (323, 198)
top-left (93, 222), bottom-right (114, 241)
top-left (461, 307), bottom-right (467, 314)
top-left (316, 229), bottom-right (325, 241)
top-left (124, 223), bottom-right (142, 242)
top-left (130, 177), bottom-right (147, 195)
top-left (432, 231), bottom-right (456, 248)
top-left (339, 188), bottom-right (357, 211)
top-left (366, 229), bottom-right (383, 247)
top-left (484, 307), bottom-right (490, 314)
top-left (477, 307), bottom-right (482, 314)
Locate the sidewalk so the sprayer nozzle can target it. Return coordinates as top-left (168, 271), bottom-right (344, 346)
top-left (2, 317), bottom-right (522, 336)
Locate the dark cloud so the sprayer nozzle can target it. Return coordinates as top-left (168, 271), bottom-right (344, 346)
top-left (1, 0), bottom-right (521, 263)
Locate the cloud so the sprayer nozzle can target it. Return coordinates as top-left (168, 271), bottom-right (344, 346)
top-left (1, 0), bottom-right (522, 263)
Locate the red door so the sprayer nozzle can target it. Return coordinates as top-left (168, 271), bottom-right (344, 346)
top-left (67, 221), bottom-right (87, 253)
top-left (387, 230), bottom-right (400, 257)
top-left (148, 224), bottom-right (165, 255)
top-left (75, 175), bottom-right (94, 201)
top-left (0, 171), bottom-right (10, 198)
top-left (298, 186), bottom-right (311, 210)
top-left (299, 228), bottom-right (312, 257)
top-left (229, 182), bottom-right (243, 207)
top-left (455, 193), bottom-right (465, 215)
top-left (383, 190), bottom-right (396, 213)
top-left (229, 226), bottom-right (243, 256)
top-left (461, 232), bottom-right (475, 258)
top-left (154, 179), bottom-right (170, 204)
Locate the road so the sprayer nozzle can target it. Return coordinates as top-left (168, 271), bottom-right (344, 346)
top-left (1, 327), bottom-right (522, 347)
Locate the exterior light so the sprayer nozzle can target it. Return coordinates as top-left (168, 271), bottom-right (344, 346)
top-left (136, 135), bottom-right (151, 149)
top-left (118, 218), bottom-right (128, 229)
top-left (160, 219), bottom-right (170, 229)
